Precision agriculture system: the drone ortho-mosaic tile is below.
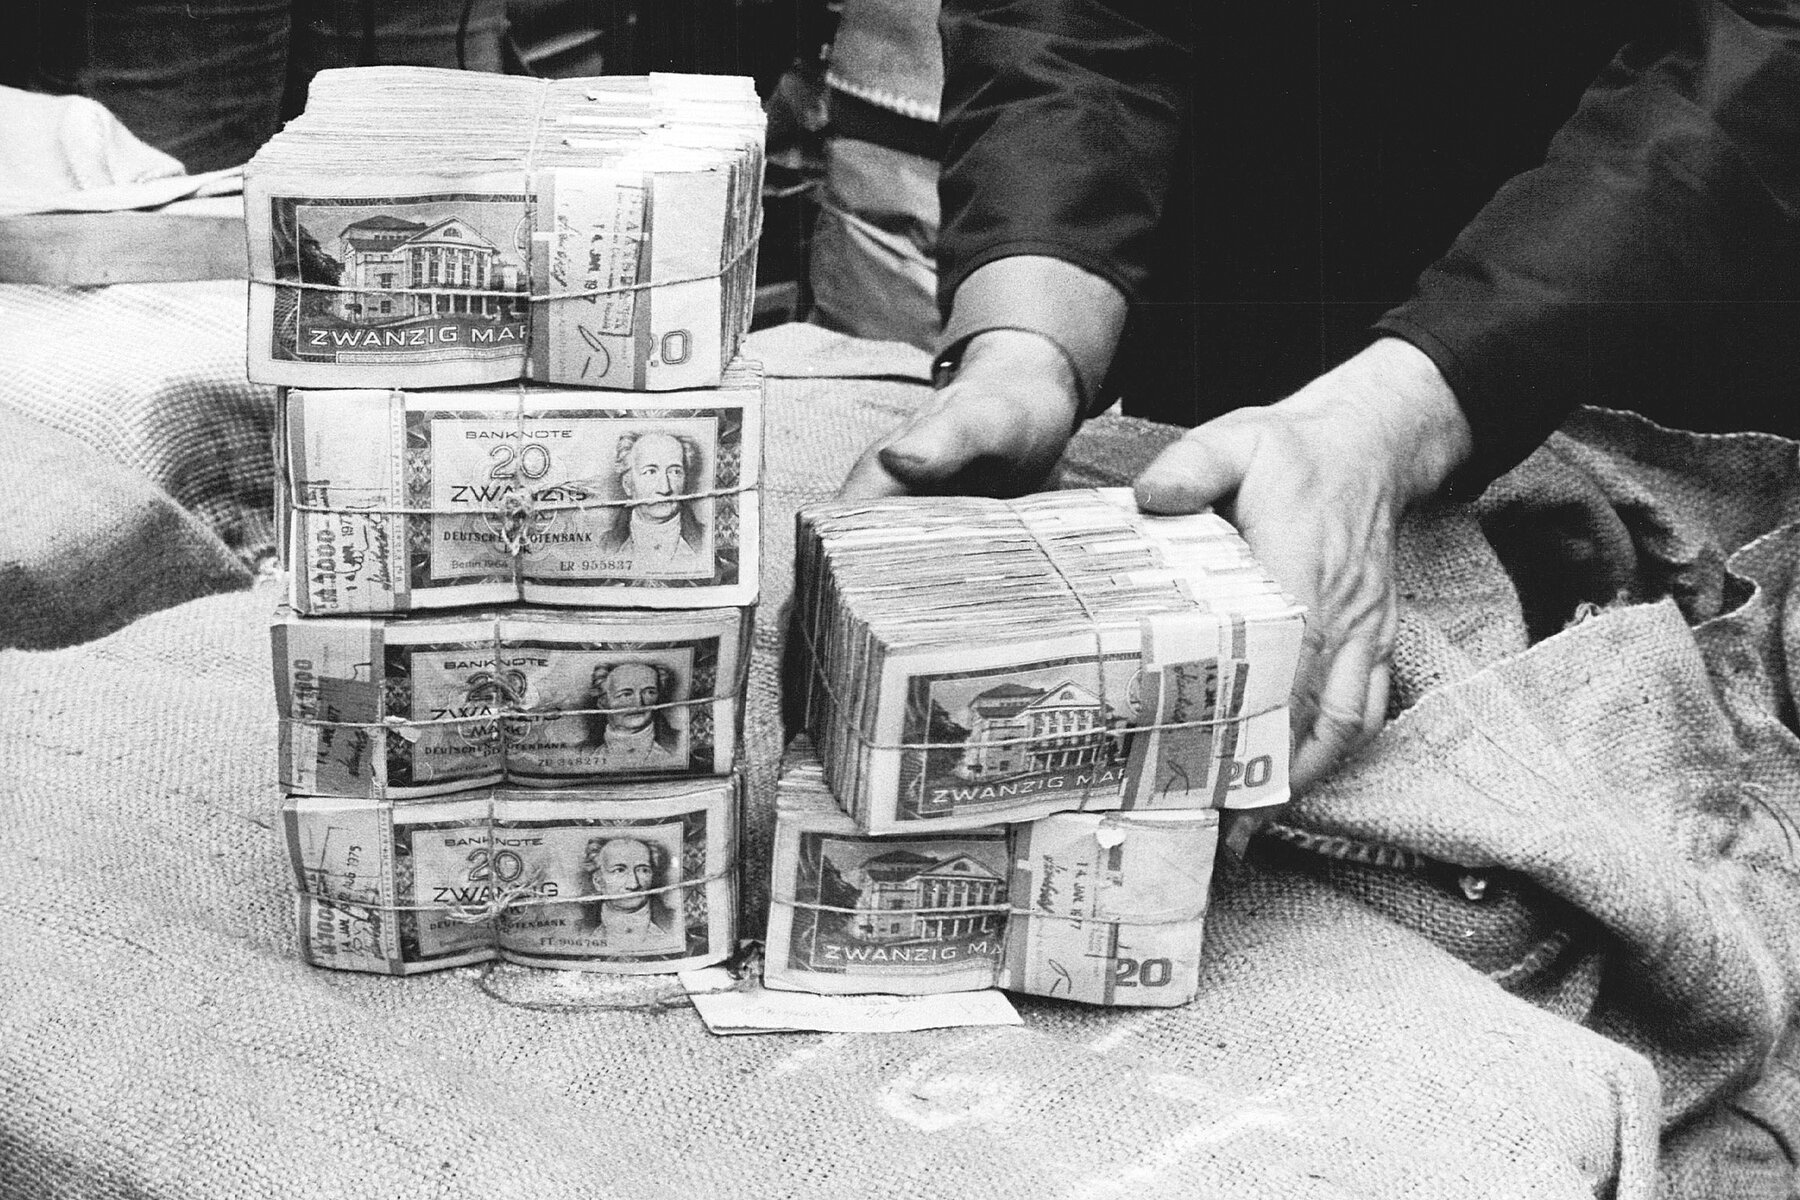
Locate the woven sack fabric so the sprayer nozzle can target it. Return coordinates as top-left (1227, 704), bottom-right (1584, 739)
top-left (1064, 402), bottom-right (1800, 1197)
top-left (1, 321), bottom-right (1797, 1198)
top-left (0, 281), bottom-right (276, 564)
top-left (0, 406), bottom-right (249, 648)
top-left (0, 588), bottom-right (1661, 1200)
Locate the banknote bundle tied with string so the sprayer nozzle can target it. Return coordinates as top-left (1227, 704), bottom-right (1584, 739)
top-left (769, 488), bottom-right (1305, 1006)
top-left (764, 739), bottom-right (1219, 1006)
top-left (796, 487), bottom-right (1306, 833)
top-left (287, 777), bottom-right (739, 975)
top-left (245, 66), bottom-right (764, 391)
top-left (257, 66), bottom-right (767, 980)
top-left (272, 605), bottom-right (750, 797)
top-left (274, 369), bottom-right (762, 974)
top-left (276, 359), bottom-right (763, 613)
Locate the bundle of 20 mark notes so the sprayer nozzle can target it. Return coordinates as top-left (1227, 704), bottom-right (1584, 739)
top-left (795, 488), bottom-right (1305, 832)
top-left (765, 740), bottom-right (1220, 1006)
top-left (245, 67), bottom-right (763, 391)
top-left (768, 488), bottom-right (1305, 1007)
top-left (287, 779), bottom-right (738, 975)
top-left (275, 362), bottom-right (761, 613)
top-left (256, 66), bottom-right (766, 977)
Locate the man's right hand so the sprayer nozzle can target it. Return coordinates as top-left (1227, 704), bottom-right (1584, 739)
top-left (836, 329), bottom-right (1083, 499)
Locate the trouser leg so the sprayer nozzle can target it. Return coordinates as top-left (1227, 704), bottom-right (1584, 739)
top-left (807, 134), bottom-right (941, 351)
top-left (287, 0), bottom-right (510, 98)
top-left (75, 0), bottom-right (293, 171)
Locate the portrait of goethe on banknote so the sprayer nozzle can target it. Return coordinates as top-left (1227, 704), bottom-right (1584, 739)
top-left (498, 645), bottom-right (698, 777)
top-left (583, 658), bottom-right (686, 767)
top-left (595, 426), bottom-right (715, 578)
top-left (268, 192), bottom-right (531, 366)
top-left (576, 830), bottom-right (684, 954)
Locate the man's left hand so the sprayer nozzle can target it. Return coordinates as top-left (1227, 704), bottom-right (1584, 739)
top-left (1134, 338), bottom-right (1474, 794)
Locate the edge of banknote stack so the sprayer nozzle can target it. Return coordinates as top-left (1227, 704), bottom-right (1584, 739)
top-left (273, 364), bottom-right (764, 613)
top-left (256, 66), bottom-right (767, 978)
top-left (244, 67), bottom-right (764, 392)
top-left (765, 489), bottom-right (1302, 1006)
top-left (287, 777), bottom-right (739, 975)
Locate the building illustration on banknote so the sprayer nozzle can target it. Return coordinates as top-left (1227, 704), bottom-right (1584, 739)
top-left (271, 195), bottom-right (530, 361)
top-left (844, 849), bottom-right (1006, 943)
top-left (952, 679), bottom-right (1116, 780)
top-left (331, 213), bottom-right (522, 323)
top-left (785, 832), bottom-right (1010, 974)
top-left (898, 657), bottom-right (1144, 822)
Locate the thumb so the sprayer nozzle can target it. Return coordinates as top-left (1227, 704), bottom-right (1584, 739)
top-left (1133, 419), bottom-right (1260, 514)
top-left (876, 399), bottom-right (1001, 488)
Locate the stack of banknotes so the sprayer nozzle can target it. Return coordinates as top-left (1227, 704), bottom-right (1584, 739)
top-left (795, 487), bottom-right (1305, 832)
top-left (763, 740), bottom-right (1219, 1006)
top-left (287, 777), bottom-right (739, 974)
top-left (257, 67), bottom-right (765, 977)
top-left (275, 359), bottom-right (763, 612)
top-left (272, 606), bottom-right (749, 796)
top-left (765, 490), bottom-right (1304, 1007)
top-left (244, 67), bottom-right (763, 391)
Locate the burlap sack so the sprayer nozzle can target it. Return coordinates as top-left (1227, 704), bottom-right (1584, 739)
top-left (2, 322), bottom-right (1797, 1198)
top-left (0, 407), bottom-right (249, 648)
top-left (0, 281), bottom-right (276, 562)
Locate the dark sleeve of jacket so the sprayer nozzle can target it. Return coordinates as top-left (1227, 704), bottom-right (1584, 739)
top-left (935, 0), bottom-right (1195, 310)
top-left (939, 0), bottom-right (1800, 491)
top-left (1377, 0), bottom-right (1800, 491)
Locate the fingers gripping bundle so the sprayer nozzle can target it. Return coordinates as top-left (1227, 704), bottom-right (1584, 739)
top-left (254, 66), bottom-right (765, 975)
top-left (769, 489), bottom-right (1303, 1006)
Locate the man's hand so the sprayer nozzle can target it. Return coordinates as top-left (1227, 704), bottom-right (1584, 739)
top-left (1135, 338), bottom-right (1473, 794)
top-left (837, 329), bottom-right (1083, 499)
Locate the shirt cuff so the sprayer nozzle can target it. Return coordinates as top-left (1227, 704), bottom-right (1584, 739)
top-left (936, 256), bottom-right (1128, 414)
